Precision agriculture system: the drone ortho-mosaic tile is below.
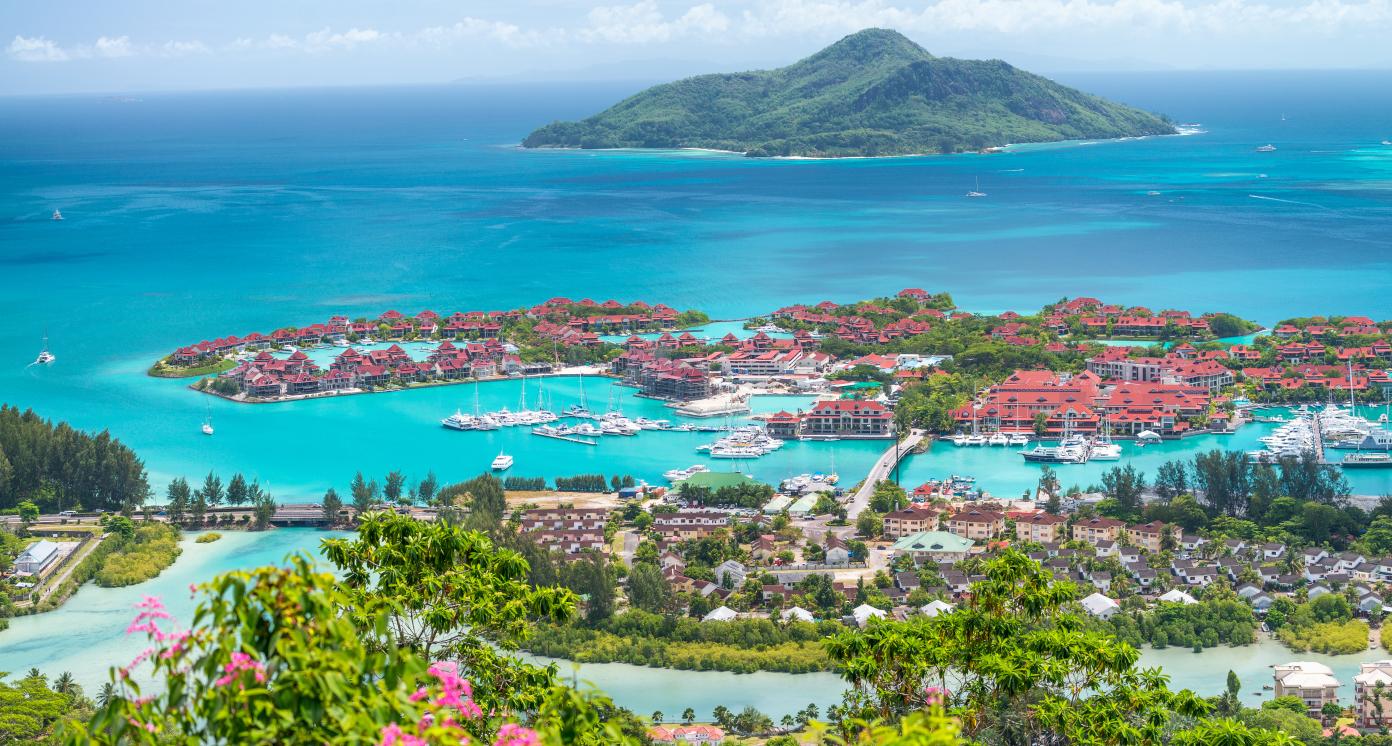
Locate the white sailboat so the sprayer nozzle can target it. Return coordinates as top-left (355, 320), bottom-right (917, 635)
top-left (51, 209), bottom-right (64, 221)
top-left (201, 415), bottom-right (214, 436)
top-left (966, 177), bottom-right (987, 198)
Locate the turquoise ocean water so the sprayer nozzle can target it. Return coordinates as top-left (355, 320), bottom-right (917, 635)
top-left (2, 71), bottom-right (1392, 500)
top-left (3, 71), bottom-right (1392, 712)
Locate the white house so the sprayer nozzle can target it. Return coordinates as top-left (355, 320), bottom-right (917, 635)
top-left (14, 540), bottom-right (60, 575)
top-left (1081, 592), bottom-right (1120, 619)
top-left (921, 600), bottom-right (955, 617)
top-left (702, 606), bottom-right (738, 623)
top-left (852, 603), bottom-right (887, 627)
top-left (781, 606), bottom-right (815, 623)
top-left (1158, 589), bottom-right (1198, 605)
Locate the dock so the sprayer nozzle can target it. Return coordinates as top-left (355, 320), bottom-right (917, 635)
top-left (531, 430), bottom-right (598, 446)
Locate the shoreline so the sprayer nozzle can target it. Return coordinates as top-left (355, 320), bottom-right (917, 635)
top-left (515, 129), bottom-right (1186, 161)
top-left (190, 369), bottom-right (616, 405)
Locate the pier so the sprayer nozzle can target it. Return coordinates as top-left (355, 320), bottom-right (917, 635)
top-left (846, 429), bottom-right (926, 518)
top-left (531, 430), bottom-right (599, 446)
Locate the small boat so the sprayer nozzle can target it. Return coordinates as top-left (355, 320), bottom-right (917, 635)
top-left (1007, 433), bottom-right (1030, 446)
top-left (987, 433), bottom-right (1009, 447)
top-left (1146, 191), bottom-right (1161, 196)
top-left (34, 333), bottom-right (55, 365)
top-left (966, 177), bottom-right (987, 198)
top-left (1382, 140), bottom-right (1392, 146)
top-left (51, 210), bottom-right (63, 221)
top-left (1256, 144), bottom-right (1277, 152)
top-left (491, 451), bottom-right (513, 471)
top-left (201, 417), bottom-right (214, 436)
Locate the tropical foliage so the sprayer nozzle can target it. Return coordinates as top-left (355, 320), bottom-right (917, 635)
top-left (524, 29), bottom-right (1173, 158)
top-left (820, 549), bottom-right (1291, 744)
top-left (94, 522), bottom-right (182, 587)
top-left (0, 404), bottom-right (149, 514)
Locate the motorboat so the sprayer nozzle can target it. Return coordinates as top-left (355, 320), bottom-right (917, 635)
top-left (34, 333), bottom-right (56, 365)
top-left (491, 451), bottom-right (513, 471)
top-left (1256, 144), bottom-right (1277, 152)
top-left (441, 410), bottom-right (476, 431)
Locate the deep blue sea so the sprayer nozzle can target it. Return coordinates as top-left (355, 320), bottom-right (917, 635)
top-left (2, 71), bottom-right (1391, 499)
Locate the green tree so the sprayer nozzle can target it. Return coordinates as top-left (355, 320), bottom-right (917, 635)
top-left (384, 470), bottom-right (407, 504)
top-left (869, 481), bottom-right (907, 514)
top-left (350, 471), bottom-right (374, 513)
top-left (418, 470), bottom-right (439, 505)
top-left (165, 477), bottom-right (190, 525)
top-left (75, 554), bottom-right (638, 745)
top-left (682, 707), bottom-right (695, 724)
top-left (321, 487), bottom-right (343, 526)
top-left (322, 513), bottom-right (576, 715)
top-left (17, 499), bottom-right (39, 523)
top-left (857, 510), bottom-right (884, 538)
top-left (627, 562), bottom-right (670, 613)
top-left (196, 471), bottom-right (224, 508)
top-left (822, 549), bottom-right (1282, 744)
top-left (225, 473), bottom-right (249, 507)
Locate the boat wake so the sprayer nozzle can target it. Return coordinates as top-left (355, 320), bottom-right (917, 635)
top-left (1248, 194), bottom-right (1328, 209)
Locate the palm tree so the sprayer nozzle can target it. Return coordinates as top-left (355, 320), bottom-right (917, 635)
top-left (682, 707), bottom-right (695, 724)
top-left (25, 667), bottom-right (44, 684)
top-left (781, 714), bottom-right (796, 731)
top-left (712, 705), bottom-right (731, 727)
top-left (96, 682), bottom-right (115, 707)
top-left (53, 671), bottom-right (76, 696)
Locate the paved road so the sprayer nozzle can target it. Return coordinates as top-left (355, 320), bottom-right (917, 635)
top-left (846, 429), bottom-right (926, 519)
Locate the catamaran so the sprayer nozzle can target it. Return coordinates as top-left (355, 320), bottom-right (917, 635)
top-left (34, 333), bottom-right (55, 365)
top-left (966, 177), bottom-right (987, 198)
top-left (491, 450), bottom-right (513, 471)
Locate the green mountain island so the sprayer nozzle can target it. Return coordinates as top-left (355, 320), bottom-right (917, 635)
top-left (522, 28), bottom-right (1174, 158)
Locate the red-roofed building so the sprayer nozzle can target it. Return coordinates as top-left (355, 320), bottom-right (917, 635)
top-left (802, 400), bottom-right (892, 438)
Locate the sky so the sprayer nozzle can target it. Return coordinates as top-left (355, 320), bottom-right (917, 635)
top-left (3, 0), bottom-right (1392, 94)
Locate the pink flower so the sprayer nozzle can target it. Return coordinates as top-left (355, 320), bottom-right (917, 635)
top-left (213, 650), bottom-right (267, 689)
top-left (493, 723), bottom-right (539, 746)
top-left (409, 687), bottom-right (430, 703)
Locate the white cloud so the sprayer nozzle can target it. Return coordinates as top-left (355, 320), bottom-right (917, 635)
top-left (162, 40), bottom-right (210, 56)
top-left (732, 0), bottom-right (1392, 37)
top-left (94, 35), bottom-right (133, 58)
top-left (8, 35), bottom-right (70, 62)
top-left (581, 1), bottom-right (734, 43)
top-left (304, 27), bottom-right (385, 52)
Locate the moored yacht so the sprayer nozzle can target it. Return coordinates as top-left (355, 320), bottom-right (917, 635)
top-left (987, 432), bottom-right (1009, 447)
top-left (441, 410), bottom-right (476, 431)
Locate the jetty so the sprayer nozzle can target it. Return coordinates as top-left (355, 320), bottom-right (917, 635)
top-left (531, 430), bottom-right (599, 446)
